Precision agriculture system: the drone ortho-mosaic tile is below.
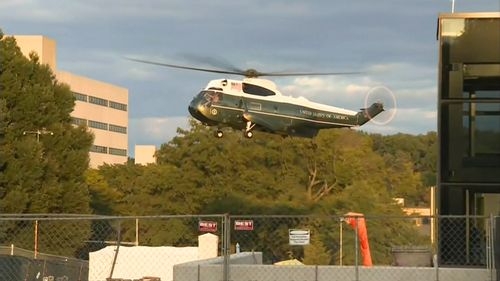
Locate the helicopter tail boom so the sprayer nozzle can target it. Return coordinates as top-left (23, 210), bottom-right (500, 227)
top-left (356, 102), bottom-right (384, 125)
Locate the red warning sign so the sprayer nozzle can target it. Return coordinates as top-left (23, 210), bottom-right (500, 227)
top-left (199, 221), bottom-right (217, 232)
top-left (234, 220), bottom-right (254, 231)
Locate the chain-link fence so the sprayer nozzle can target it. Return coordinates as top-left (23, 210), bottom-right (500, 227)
top-left (0, 214), bottom-right (226, 281)
top-left (0, 214), bottom-right (497, 281)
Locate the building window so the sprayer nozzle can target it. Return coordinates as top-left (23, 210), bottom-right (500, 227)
top-left (88, 120), bottom-right (108, 130)
top-left (109, 124), bottom-right (127, 134)
top-left (73, 92), bottom-right (88, 102)
top-left (89, 96), bottom-right (109, 107)
top-left (462, 100), bottom-right (500, 157)
top-left (90, 145), bottom-right (107, 154)
top-left (71, 117), bottom-right (87, 126)
top-left (109, 101), bottom-right (127, 111)
top-left (109, 147), bottom-right (127, 156)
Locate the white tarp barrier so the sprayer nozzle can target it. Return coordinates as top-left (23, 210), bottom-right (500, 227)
top-left (89, 246), bottom-right (199, 281)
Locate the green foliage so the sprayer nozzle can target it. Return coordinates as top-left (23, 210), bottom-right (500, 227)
top-left (371, 132), bottom-right (437, 205)
top-left (87, 122), bottom-right (434, 265)
top-left (303, 227), bottom-right (332, 265)
top-left (0, 35), bottom-right (93, 214)
top-left (92, 121), bottom-right (435, 217)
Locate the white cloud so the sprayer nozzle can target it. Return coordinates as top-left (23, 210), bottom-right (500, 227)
top-left (276, 62), bottom-right (438, 116)
top-left (346, 84), bottom-right (371, 94)
top-left (367, 63), bottom-right (407, 73)
top-left (129, 116), bottom-right (190, 151)
top-left (280, 76), bottom-right (371, 100)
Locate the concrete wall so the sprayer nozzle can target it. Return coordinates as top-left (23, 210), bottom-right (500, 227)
top-left (174, 252), bottom-right (496, 281)
top-left (173, 252), bottom-right (262, 281)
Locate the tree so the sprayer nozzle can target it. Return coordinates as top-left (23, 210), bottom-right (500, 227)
top-left (371, 132), bottom-right (437, 205)
top-left (0, 33), bottom-right (93, 214)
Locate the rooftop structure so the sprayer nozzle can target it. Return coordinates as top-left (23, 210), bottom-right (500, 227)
top-left (134, 145), bottom-right (157, 165)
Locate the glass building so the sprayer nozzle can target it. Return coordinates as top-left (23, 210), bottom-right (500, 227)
top-left (437, 13), bottom-right (500, 269)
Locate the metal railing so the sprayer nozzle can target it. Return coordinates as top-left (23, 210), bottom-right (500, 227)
top-left (0, 214), bottom-right (497, 281)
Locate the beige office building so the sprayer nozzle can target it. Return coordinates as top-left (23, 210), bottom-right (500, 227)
top-left (134, 145), bottom-right (157, 165)
top-left (14, 35), bottom-right (129, 168)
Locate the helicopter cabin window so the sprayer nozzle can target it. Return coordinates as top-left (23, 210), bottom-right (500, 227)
top-left (242, 83), bottom-right (276, 96)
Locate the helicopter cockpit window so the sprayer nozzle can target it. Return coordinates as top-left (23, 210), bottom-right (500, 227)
top-left (242, 83), bottom-right (276, 96)
top-left (208, 87), bottom-right (223, 91)
top-left (202, 91), bottom-right (222, 103)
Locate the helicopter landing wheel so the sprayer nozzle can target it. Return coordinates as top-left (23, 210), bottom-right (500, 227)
top-left (244, 130), bottom-right (253, 138)
top-left (215, 130), bottom-right (224, 138)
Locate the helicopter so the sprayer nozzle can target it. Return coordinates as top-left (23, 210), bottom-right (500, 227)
top-left (128, 58), bottom-right (386, 138)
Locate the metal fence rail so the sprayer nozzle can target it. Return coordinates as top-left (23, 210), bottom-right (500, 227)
top-left (0, 214), bottom-right (497, 281)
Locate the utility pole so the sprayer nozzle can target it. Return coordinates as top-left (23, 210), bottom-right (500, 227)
top-left (22, 129), bottom-right (53, 259)
top-left (23, 129), bottom-right (54, 142)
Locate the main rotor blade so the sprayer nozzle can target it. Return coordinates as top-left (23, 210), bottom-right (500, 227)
top-left (178, 54), bottom-right (245, 74)
top-left (262, 71), bottom-right (363, 77)
top-left (126, 57), bottom-right (363, 78)
top-left (125, 57), bottom-right (247, 76)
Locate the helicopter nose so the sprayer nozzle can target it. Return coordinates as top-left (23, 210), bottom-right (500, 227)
top-left (188, 99), bottom-right (196, 110)
top-left (188, 98), bottom-right (208, 121)
top-left (188, 99), bottom-right (199, 115)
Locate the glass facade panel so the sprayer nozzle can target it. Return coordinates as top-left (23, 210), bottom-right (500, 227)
top-left (440, 18), bottom-right (500, 99)
top-left (71, 117), bottom-right (87, 126)
top-left (439, 16), bottom-right (500, 183)
top-left (109, 124), bottom-right (127, 134)
top-left (88, 96), bottom-right (109, 107)
top-left (475, 115), bottom-right (500, 154)
top-left (438, 13), bottom-right (500, 269)
top-left (109, 147), bottom-right (127, 156)
top-left (73, 92), bottom-right (88, 102)
top-left (88, 120), bottom-right (108, 130)
top-left (109, 101), bottom-right (127, 111)
top-left (442, 102), bottom-right (500, 182)
top-left (90, 145), bottom-right (107, 154)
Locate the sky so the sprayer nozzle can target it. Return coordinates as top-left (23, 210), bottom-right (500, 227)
top-left (1, 0), bottom-right (499, 155)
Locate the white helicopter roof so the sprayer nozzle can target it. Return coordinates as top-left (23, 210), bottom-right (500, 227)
top-left (204, 79), bottom-right (358, 115)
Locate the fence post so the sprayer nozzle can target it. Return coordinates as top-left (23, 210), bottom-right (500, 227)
top-left (135, 218), bottom-right (139, 246)
top-left (489, 214), bottom-right (495, 281)
top-left (109, 219), bottom-right (122, 280)
top-left (339, 217), bottom-right (343, 266)
top-left (34, 220), bottom-right (38, 259)
top-left (223, 214), bottom-right (231, 281)
top-left (434, 215), bottom-right (439, 281)
top-left (354, 217), bottom-right (359, 281)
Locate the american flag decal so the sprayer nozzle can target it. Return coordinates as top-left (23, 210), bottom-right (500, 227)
top-left (231, 82), bottom-right (242, 91)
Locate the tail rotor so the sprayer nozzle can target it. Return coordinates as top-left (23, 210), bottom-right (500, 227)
top-left (364, 85), bottom-right (397, 125)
